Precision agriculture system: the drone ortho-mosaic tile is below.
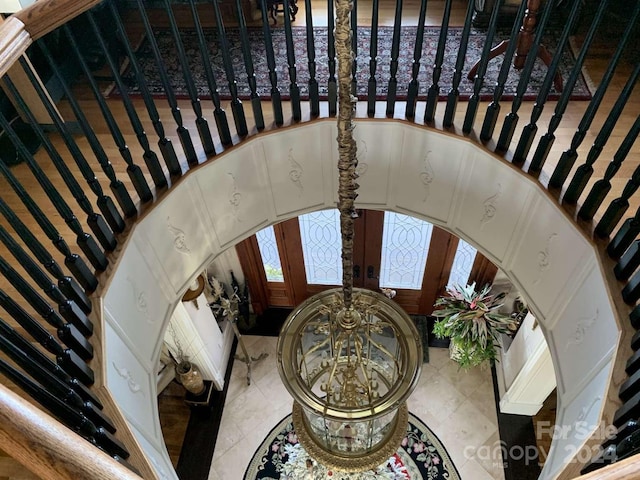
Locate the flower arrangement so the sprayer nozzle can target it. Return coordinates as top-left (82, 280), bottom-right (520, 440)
top-left (432, 282), bottom-right (518, 369)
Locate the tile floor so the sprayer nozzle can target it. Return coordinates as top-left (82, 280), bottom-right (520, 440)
top-left (208, 336), bottom-right (506, 479)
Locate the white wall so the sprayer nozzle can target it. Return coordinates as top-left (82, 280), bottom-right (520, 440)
top-left (101, 120), bottom-right (620, 480)
top-left (497, 312), bottom-right (556, 415)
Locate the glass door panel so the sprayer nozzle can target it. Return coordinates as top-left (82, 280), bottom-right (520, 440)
top-left (379, 212), bottom-right (433, 290)
top-left (239, 210), bottom-right (467, 315)
top-left (255, 226), bottom-right (285, 282)
top-left (447, 239), bottom-right (478, 289)
top-left (299, 210), bottom-right (343, 286)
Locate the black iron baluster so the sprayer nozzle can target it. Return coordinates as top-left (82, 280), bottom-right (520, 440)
top-left (608, 209), bottom-right (640, 259)
top-left (479, 0), bottom-right (527, 142)
top-left (188, 0), bottom-right (233, 144)
top-left (108, 0), bottom-right (181, 177)
top-left (18, 57), bottom-right (127, 233)
top-left (385, 0), bottom-right (404, 116)
top-left (163, 0), bottom-right (215, 157)
top-left (579, 114), bottom-right (640, 222)
top-left (0, 332), bottom-right (114, 433)
top-left (366, 0), bottom-right (380, 117)
top-left (512, 0), bottom-right (582, 164)
top-left (564, 61), bottom-right (640, 204)
top-left (598, 176), bottom-right (640, 240)
top-left (495, 0), bottom-right (555, 152)
top-left (0, 357), bottom-right (127, 459)
top-left (0, 225), bottom-right (92, 338)
top-left (0, 264), bottom-right (93, 361)
top-left (462, 0), bottom-right (503, 134)
top-left (351, 0), bottom-right (358, 96)
top-left (136, 0), bottom-right (198, 164)
top-left (234, 0), bottom-right (265, 130)
top-left (595, 158), bottom-right (640, 240)
top-left (548, 1), bottom-right (640, 189)
top-left (0, 296), bottom-right (93, 385)
top-left (0, 155), bottom-right (108, 276)
top-left (304, 0), bottom-right (320, 117)
top-left (37, 42), bottom-right (138, 219)
top-left (0, 109), bottom-right (112, 270)
top-left (424, 0), bottom-right (452, 123)
top-left (1, 157), bottom-right (107, 273)
top-left (259, 0), bottom-right (284, 125)
top-left (528, 0), bottom-right (609, 174)
top-left (327, 0), bottom-right (337, 116)
top-left (212, 0), bottom-right (249, 135)
top-left (442, 0), bottom-right (474, 127)
top-left (80, 18), bottom-right (167, 190)
top-left (0, 196), bottom-right (97, 295)
top-left (3, 77), bottom-right (117, 258)
top-left (0, 319), bottom-right (97, 400)
top-left (615, 240), bottom-right (640, 281)
top-left (405, 0), bottom-right (427, 119)
top-left (66, 24), bottom-right (154, 203)
top-left (283, 0), bottom-right (302, 121)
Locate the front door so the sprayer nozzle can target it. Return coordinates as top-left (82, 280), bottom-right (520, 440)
top-left (236, 209), bottom-right (496, 315)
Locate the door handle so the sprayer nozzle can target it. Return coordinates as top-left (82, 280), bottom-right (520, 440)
top-left (367, 266), bottom-right (376, 279)
top-left (354, 265), bottom-right (360, 279)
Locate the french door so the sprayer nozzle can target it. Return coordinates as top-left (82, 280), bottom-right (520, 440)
top-left (236, 209), bottom-right (497, 315)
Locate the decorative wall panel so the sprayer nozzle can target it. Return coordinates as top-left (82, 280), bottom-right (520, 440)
top-left (136, 177), bottom-right (215, 295)
top-left (547, 265), bottom-right (618, 396)
top-left (454, 151), bottom-right (532, 263)
top-left (104, 321), bottom-right (159, 442)
top-left (130, 424), bottom-right (177, 480)
top-left (332, 121), bottom-right (398, 206)
top-left (508, 196), bottom-right (592, 319)
top-left (393, 127), bottom-right (465, 223)
top-left (104, 239), bottom-right (172, 368)
top-left (542, 362), bottom-right (613, 480)
top-left (195, 143), bottom-right (271, 248)
top-left (261, 126), bottom-right (329, 216)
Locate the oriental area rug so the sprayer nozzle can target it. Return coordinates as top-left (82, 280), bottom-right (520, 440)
top-left (118, 27), bottom-right (593, 101)
top-left (243, 412), bottom-right (460, 479)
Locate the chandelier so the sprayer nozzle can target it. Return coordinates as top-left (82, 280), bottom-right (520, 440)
top-left (276, 0), bottom-right (423, 472)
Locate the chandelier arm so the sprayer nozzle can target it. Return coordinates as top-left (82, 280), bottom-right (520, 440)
top-left (335, 0), bottom-right (358, 309)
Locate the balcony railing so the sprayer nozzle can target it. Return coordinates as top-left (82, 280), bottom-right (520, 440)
top-left (0, 0), bottom-right (638, 478)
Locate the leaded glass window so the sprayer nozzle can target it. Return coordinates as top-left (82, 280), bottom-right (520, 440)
top-left (299, 210), bottom-right (343, 285)
top-left (447, 239), bottom-right (478, 289)
top-left (379, 212), bottom-right (433, 289)
top-left (256, 226), bottom-right (284, 282)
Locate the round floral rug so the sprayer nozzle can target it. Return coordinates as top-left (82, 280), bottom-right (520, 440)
top-left (243, 412), bottom-right (460, 480)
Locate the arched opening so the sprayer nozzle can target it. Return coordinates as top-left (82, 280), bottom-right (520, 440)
top-left (101, 120), bottom-right (619, 480)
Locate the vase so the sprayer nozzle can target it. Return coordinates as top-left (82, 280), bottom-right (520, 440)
top-left (176, 361), bottom-right (206, 395)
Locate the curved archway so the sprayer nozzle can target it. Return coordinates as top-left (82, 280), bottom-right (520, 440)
top-left (101, 120), bottom-right (619, 480)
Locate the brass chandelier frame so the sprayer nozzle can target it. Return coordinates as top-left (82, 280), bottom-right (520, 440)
top-left (275, 0), bottom-right (423, 472)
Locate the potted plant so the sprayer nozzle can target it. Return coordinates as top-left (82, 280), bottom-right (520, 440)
top-left (432, 282), bottom-right (518, 369)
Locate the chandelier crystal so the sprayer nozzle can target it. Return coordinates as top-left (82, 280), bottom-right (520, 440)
top-left (276, 0), bottom-right (422, 471)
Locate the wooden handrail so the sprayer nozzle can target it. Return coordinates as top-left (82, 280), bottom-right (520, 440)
top-left (575, 454), bottom-right (640, 480)
top-left (0, 17), bottom-right (31, 78)
top-left (0, 383), bottom-right (143, 480)
top-left (0, 0), bottom-right (101, 81)
top-left (13, 0), bottom-right (102, 41)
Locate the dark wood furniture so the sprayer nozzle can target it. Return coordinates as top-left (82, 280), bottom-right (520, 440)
top-left (264, 0), bottom-right (298, 25)
top-left (468, 0), bottom-right (563, 92)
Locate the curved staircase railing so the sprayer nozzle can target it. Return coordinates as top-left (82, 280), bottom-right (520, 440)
top-left (0, 0), bottom-right (638, 478)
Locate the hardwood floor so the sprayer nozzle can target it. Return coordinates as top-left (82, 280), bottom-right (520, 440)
top-left (157, 381), bottom-right (191, 467)
top-left (534, 389), bottom-right (558, 468)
